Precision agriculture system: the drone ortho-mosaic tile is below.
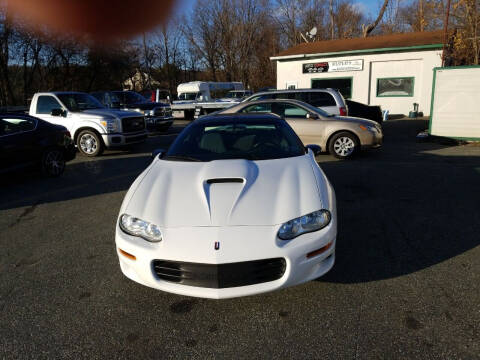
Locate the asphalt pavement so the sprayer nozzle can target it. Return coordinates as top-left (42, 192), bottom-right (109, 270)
top-left (0, 119), bottom-right (479, 359)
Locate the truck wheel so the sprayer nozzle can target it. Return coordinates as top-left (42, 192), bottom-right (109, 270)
top-left (77, 130), bottom-right (104, 157)
top-left (41, 148), bottom-right (65, 177)
top-left (328, 131), bottom-right (358, 159)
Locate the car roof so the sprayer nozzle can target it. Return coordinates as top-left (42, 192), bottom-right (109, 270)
top-left (0, 112), bottom-right (37, 119)
top-left (252, 88), bottom-right (335, 95)
top-left (237, 99), bottom-right (308, 106)
top-left (39, 91), bottom-right (88, 96)
top-left (195, 113), bottom-right (282, 124)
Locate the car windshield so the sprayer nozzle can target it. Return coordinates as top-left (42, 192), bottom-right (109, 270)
top-left (57, 93), bottom-right (104, 111)
top-left (226, 92), bottom-right (244, 98)
top-left (178, 92), bottom-right (199, 101)
top-left (296, 101), bottom-right (334, 117)
top-left (165, 119), bottom-right (305, 162)
top-left (119, 91), bottom-right (147, 104)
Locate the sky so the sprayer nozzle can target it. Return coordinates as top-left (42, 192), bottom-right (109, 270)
top-left (173, 0), bottom-right (386, 19)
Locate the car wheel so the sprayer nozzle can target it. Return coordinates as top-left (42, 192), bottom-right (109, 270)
top-left (77, 130), bottom-right (104, 157)
top-left (329, 132), bottom-right (358, 159)
top-left (41, 148), bottom-right (65, 177)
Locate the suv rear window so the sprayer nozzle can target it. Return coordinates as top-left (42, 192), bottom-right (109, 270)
top-left (308, 92), bottom-right (336, 107)
top-left (268, 92), bottom-right (335, 107)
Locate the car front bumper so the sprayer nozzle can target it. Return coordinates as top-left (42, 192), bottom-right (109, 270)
top-left (101, 131), bottom-right (148, 147)
top-left (115, 219), bottom-right (336, 299)
top-left (64, 143), bottom-right (76, 161)
top-left (361, 130), bottom-right (383, 149)
top-left (145, 117), bottom-right (174, 132)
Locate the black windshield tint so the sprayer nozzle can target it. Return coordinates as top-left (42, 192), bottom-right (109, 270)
top-left (57, 94), bottom-right (104, 111)
top-left (121, 91), bottom-right (147, 104)
top-left (165, 120), bottom-right (305, 162)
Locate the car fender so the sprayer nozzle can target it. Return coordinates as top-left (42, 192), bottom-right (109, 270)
top-left (72, 120), bottom-right (107, 141)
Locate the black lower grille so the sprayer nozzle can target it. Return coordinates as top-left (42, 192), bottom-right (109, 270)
top-left (125, 134), bottom-right (147, 143)
top-left (122, 117), bottom-right (145, 133)
top-left (152, 258), bottom-right (286, 288)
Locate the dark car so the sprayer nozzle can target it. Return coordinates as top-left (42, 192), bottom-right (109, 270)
top-left (91, 91), bottom-right (174, 133)
top-left (0, 114), bottom-right (76, 176)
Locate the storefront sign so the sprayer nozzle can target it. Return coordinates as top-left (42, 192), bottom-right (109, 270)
top-left (303, 59), bottom-right (363, 73)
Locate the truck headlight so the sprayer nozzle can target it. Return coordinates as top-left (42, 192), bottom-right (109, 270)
top-left (119, 214), bottom-right (162, 242)
top-left (100, 119), bottom-right (118, 133)
top-left (144, 109), bottom-right (155, 116)
top-left (278, 210), bottom-right (331, 240)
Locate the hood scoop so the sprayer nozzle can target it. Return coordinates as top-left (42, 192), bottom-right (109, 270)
top-left (206, 178), bottom-right (244, 184)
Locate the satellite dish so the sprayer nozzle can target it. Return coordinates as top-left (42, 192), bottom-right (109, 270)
top-left (309, 27), bottom-right (317, 36)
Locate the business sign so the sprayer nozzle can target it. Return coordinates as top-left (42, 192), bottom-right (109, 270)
top-left (303, 59), bottom-right (364, 73)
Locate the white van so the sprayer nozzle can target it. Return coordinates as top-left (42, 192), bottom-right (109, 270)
top-left (176, 82), bottom-right (244, 103)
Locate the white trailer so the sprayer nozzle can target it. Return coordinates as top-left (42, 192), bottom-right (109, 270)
top-left (429, 66), bottom-right (480, 141)
top-left (172, 81), bottom-right (244, 119)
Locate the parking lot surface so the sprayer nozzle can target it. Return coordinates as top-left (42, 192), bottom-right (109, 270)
top-left (1, 119), bottom-right (479, 359)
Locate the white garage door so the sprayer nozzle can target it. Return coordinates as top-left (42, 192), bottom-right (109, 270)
top-left (370, 59), bottom-right (421, 115)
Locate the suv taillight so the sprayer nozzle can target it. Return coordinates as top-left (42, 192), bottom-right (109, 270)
top-left (339, 107), bottom-right (347, 116)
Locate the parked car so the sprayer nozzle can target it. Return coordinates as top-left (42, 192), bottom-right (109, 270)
top-left (218, 99), bottom-right (383, 159)
top-left (0, 113), bottom-right (76, 176)
top-left (345, 99), bottom-right (383, 124)
top-left (115, 113), bottom-right (336, 299)
top-left (29, 92), bottom-right (147, 157)
top-left (91, 91), bottom-right (174, 133)
top-left (243, 88), bottom-right (348, 116)
top-left (218, 90), bottom-right (253, 102)
top-left (139, 89), bottom-right (172, 104)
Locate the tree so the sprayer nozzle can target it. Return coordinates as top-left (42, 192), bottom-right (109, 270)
top-left (362, 0), bottom-right (389, 37)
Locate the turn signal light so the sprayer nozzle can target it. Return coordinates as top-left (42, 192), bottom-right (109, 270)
top-left (118, 248), bottom-right (136, 260)
top-left (339, 107), bottom-right (347, 116)
top-left (306, 242), bottom-right (332, 259)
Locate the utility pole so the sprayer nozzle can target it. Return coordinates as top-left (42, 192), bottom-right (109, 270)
top-left (329, 0), bottom-right (334, 39)
top-left (419, 0), bottom-right (424, 31)
top-left (441, 0), bottom-right (451, 66)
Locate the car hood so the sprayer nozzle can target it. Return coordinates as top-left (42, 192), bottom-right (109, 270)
top-left (333, 116), bottom-right (379, 127)
top-left (124, 155), bottom-right (324, 228)
top-left (125, 102), bottom-right (170, 110)
top-left (79, 109), bottom-right (141, 119)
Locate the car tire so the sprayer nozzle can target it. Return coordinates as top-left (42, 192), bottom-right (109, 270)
top-left (41, 148), bottom-right (65, 177)
top-left (328, 131), bottom-right (358, 159)
top-left (77, 129), bottom-right (104, 157)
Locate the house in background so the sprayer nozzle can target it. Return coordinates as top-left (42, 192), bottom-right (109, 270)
top-left (270, 31), bottom-right (444, 116)
top-left (123, 70), bottom-right (160, 92)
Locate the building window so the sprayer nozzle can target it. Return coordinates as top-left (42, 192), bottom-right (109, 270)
top-left (311, 78), bottom-right (352, 99)
top-left (377, 77), bottom-right (414, 97)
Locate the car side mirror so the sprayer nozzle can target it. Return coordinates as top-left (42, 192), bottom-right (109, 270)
top-left (151, 148), bottom-right (166, 160)
top-left (306, 113), bottom-right (319, 120)
top-left (305, 144), bottom-right (322, 156)
top-left (51, 108), bottom-right (66, 117)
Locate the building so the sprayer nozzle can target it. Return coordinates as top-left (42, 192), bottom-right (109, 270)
top-left (270, 31), bottom-right (444, 116)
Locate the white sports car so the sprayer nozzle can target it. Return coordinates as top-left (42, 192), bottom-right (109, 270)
top-left (115, 114), bottom-right (337, 299)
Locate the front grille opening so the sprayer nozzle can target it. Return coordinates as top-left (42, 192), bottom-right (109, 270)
top-left (122, 117), bottom-right (145, 133)
top-left (152, 258), bottom-right (286, 289)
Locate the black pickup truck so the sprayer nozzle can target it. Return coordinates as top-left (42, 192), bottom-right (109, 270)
top-left (91, 91), bottom-right (174, 132)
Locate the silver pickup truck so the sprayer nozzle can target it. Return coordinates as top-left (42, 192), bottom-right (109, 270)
top-left (29, 92), bottom-right (147, 156)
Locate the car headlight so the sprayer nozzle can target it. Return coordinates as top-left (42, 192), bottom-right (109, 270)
top-left (359, 124), bottom-right (378, 133)
top-left (119, 214), bottom-right (162, 242)
top-left (278, 210), bottom-right (331, 240)
top-left (100, 119), bottom-right (118, 133)
top-left (144, 109), bottom-right (155, 116)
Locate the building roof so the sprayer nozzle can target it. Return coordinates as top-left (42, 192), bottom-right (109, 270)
top-left (271, 30), bottom-right (444, 60)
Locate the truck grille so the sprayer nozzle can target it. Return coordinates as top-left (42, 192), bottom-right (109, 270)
top-left (152, 258), bottom-right (286, 288)
top-left (121, 117), bottom-right (145, 133)
top-left (154, 107), bottom-right (173, 117)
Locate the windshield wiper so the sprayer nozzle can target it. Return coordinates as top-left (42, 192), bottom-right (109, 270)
top-left (163, 155), bottom-right (202, 162)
